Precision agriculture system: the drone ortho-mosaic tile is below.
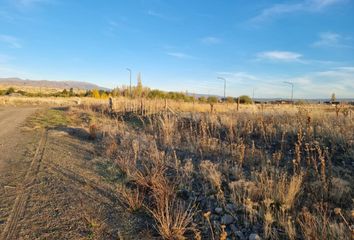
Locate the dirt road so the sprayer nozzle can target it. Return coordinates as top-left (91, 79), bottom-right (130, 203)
top-left (0, 107), bottom-right (40, 239)
top-left (0, 107), bottom-right (38, 170)
top-left (0, 107), bottom-right (137, 239)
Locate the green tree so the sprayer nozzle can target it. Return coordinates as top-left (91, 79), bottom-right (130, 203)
top-left (62, 89), bottom-right (69, 97)
top-left (111, 88), bottom-right (120, 97)
top-left (207, 96), bottom-right (218, 104)
top-left (236, 95), bottom-right (252, 104)
top-left (6, 87), bottom-right (15, 95)
top-left (198, 96), bottom-right (207, 103)
top-left (331, 93), bottom-right (336, 102)
top-left (85, 90), bottom-right (92, 97)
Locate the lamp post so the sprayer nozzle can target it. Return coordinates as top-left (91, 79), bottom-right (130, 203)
top-left (126, 68), bottom-right (132, 98)
top-left (283, 81), bottom-right (294, 103)
top-left (217, 77), bottom-right (226, 101)
top-left (252, 87), bottom-right (257, 101)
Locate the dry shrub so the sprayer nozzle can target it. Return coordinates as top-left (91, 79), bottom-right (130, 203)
top-left (115, 156), bottom-right (135, 178)
top-left (133, 162), bottom-right (168, 193)
top-left (329, 177), bottom-right (351, 204)
top-left (116, 184), bottom-right (144, 212)
top-left (147, 194), bottom-right (196, 240)
top-left (229, 179), bottom-right (259, 205)
top-left (105, 137), bottom-right (118, 158)
top-left (244, 197), bottom-right (259, 224)
top-left (199, 160), bottom-right (222, 194)
top-left (297, 205), bottom-right (351, 240)
top-left (263, 206), bottom-right (277, 239)
top-left (182, 159), bottom-right (194, 178)
top-left (181, 159), bottom-right (194, 190)
top-left (157, 113), bottom-right (177, 146)
top-left (278, 214), bottom-right (296, 240)
top-left (236, 170), bottom-right (303, 238)
top-left (93, 101), bottom-right (354, 239)
top-left (255, 171), bottom-right (303, 210)
top-left (117, 138), bottom-right (196, 239)
top-left (141, 161), bottom-right (196, 240)
top-left (89, 124), bottom-right (97, 139)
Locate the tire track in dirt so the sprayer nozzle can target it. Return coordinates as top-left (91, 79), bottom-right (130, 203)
top-left (0, 129), bottom-right (47, 240)
top-left (46, 161), bottom-right (119, 204)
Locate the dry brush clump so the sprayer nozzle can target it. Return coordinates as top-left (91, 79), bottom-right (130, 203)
top-left (86, 101), bottom-right (354, 239)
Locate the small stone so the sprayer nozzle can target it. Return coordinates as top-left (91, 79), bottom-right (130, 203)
top-left (236, 231), bottom-right (246, 240)
top-left (249, 233), bottom-right (261, 240)
top-left (196, 195), bottom-right (205, 202)
top-left (215, 207), bottom-right (223, 214)
top-left (230, 224), bottom-right (245, 240)
top-left (177, 189), bottom-right (190, 200)
top-left (230, 224), bottom-right (237, 232)
top-left (221, 214), bottom-right (234, 225)
top-left (225, 203), bottom-right (236, 212)
top-left (229, 174), bottom-right (237, 181)
top-left (210, 214), bottom-right (220, 221)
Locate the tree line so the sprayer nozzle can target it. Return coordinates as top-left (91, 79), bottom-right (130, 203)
top-left (0, 79), bottom-right (253, 104)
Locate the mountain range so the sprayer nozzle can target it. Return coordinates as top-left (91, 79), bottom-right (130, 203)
top-left (0, 78), bottom-right (108, 91)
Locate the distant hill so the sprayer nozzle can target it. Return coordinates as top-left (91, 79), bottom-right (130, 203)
top-left (0, 78), bottom-right (108, 91)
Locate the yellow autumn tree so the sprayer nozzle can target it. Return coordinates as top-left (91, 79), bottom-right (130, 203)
top-left (92, 89), bottom-right (100, 99)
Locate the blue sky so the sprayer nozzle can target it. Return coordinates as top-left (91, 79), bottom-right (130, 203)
top-left (0, 0), bottom-right (353, 98)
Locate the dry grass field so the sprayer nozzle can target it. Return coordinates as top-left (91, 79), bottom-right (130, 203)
top-left (0, 98), bottom-right (353, 239)
top-left (90, 99), bottom-right (354, 240)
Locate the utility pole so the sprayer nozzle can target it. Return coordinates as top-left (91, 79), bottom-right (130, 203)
top-left (217, 77), bottom-right (226, 100)
top-left (252, 87), bottom-right (257, 101)
top-left (283, 81), bottom-right (294, 103)
top-left (126, 68), bottom-right (132, 98)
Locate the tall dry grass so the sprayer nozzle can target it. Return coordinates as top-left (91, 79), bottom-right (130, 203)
top-left (67, 99), bottom-right (353, 239)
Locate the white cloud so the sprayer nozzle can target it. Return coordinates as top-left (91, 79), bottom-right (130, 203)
top-left (273, 68), bottom-right (354, 98)
top-left (217, 72), bottom-right (258, 83)
top-left (251, 0), bottom-right (347, 23)
top-left (294, 68), bottom-right (354, 98)
top-left (312, 32), bottom-right (352, 48)
top-left (310, 0), bottom-right (347, 9)
top-left (335, 66), bottom-right (354, 72)
top-left (166, 52), bottom-right (194, 59)
top-left (0, 35), bottom-right (22, 48)
top-left (257, 51), bottom-right (302, 62)
top-left (213, 66), bottom-right (354, 98)
top-left (201, 37), bottom-right (221, 45)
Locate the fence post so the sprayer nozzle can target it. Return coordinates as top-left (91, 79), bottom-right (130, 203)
top-left (108, 97), bottom-right (113, 113)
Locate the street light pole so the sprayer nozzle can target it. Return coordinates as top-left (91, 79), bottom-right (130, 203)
top-left (126, 68), bottom-right (132, 98)
top-left (283, 81), bottom-right (294, 103)
top-left (217, 77), bottom-right (226, 100)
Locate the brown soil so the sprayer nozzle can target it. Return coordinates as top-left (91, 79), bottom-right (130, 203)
top-left (0, 107), bottom-right (144, 240)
